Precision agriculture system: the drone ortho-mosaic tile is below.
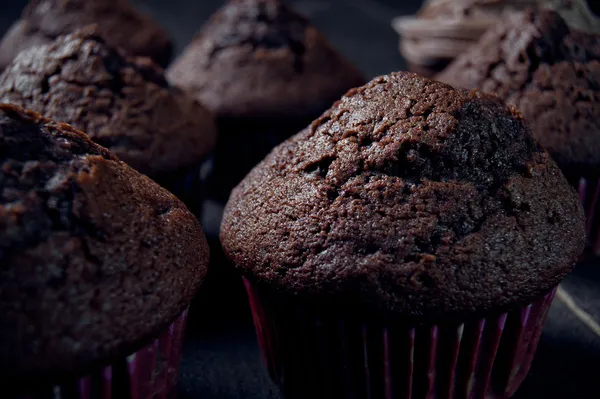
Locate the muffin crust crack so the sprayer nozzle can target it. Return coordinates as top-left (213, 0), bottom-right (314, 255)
top-left (0, 29), bottom-right (217, 178)
top-left (0, 104), bottom-right (209, 384)
top-left (221, 71), bottom-right (584, 319)
top-left (437, 9), bottom-right (600, 177)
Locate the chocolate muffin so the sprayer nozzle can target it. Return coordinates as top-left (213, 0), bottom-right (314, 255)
top-left (437, 9), bottom-right (600, 255)
top-left (221, 72), bottom-right (585, 398)
top-left (167, 0), bottom-right (365, 204)
top-left (393, 0), bottom-right (600, 77)
top-left (0, 104), bottom-right (209, 397)
top-left (0, 0), bottom-right (173, 70)
top-left (0, 29), bottom-right (217, 216)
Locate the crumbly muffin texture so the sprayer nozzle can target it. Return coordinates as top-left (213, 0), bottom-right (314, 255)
top-left (437, 10), bottom-right (600, 179)
top-left (0, 104), bottom-right (209, 384)
top-left (221, 72), bottom-right (585, 320)
top-left (167, 0), bottom-right (365, 120)
top-left (0, 0), bottom-right (173, 69)
top-left (0, 29), bottom-right (217, 180)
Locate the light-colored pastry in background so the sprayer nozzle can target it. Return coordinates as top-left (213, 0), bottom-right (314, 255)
top-left (393, 0), bottom-right (600, 77)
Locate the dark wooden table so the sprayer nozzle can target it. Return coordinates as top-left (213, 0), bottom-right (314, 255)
top-left (2, 1), bottom-right (599, 398)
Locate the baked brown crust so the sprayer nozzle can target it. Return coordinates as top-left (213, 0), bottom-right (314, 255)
top-left (220, 72), bottom-right (585, 321)
top-left (394, 0), bottom-right (600, 77)
top-left (0, 0), bottom-right (173, 69)
top-left (167, 0), bottom-right (365, 120)
top-left (437, 10), bottom-right (600, 179)
top-left (0, 29), bottom-right (217, 179)
top-left (0, 104), bottom-right (209, 384)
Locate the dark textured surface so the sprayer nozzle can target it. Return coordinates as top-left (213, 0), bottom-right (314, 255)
top-left (437, 10), bottom-right (600, 180)
top-left (0, 104), bottom-right (209, 389)
top-left (167, 0), bottom-right (365, 202)
top-left (1, 1), bottom-right (600, 398)
top-left (0, 0), bottom-right (173, 69)
top-left (221, 72), bottom-right (585, 320)
top-left (513, 60), bottom-right (600, 180)
top-left (0, 29), bottom-right (217, 180)
top-left (167, 0), bottom-right (365, 119)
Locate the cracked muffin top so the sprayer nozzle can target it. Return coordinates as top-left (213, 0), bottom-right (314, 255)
top-left (220, 72), bottom-right (585, 321)
top-left (167, 0), bottom-right (365, 120)
top-left (0, 29), bottom-right (217, 180)
top-left (437, 10), bottom-right (600, 180)
top-left (0, 0), bottom-right (173, 70)
top-left (0, 104), bottom-right (209, 385)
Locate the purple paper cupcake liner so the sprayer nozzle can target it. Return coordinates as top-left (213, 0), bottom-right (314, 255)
top-left (17, 309), bottom-right (189, 399)
top-left (578, 177), bottom-right (600, 257)
top-left (245, 279), bottom-right (556, 399)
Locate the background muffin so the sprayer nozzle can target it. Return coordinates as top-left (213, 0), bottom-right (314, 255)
top-left (167, 0), bottom-right (365, 204)
top-left (393, 0), bottom-right (600, 77)
top-left (221, 72), bottom-right (585, 398)
top-left (437, 9), bottom-right (600, 256)
top-left (166, 0), bottom-right (365, 328)
top-left (0, 28), bottom-right (217, 217)
top-left (0, 0), bottom-right (173, 70)
top-left (0, 103), bottom-right (209, 397)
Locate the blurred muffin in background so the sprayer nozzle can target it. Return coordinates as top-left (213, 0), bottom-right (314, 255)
top-left (0, 0), bottom-right (173, 70)
top-left (393, 0), bottom-right (600, 77)
top-left (437, 9), bottom-right (600, 257)
top-left (0, 104), bottom-right (209, 398)
top-left (167, 0), bottom-right (366, 206)
top-left (0, 28), bottom-right (217, 218)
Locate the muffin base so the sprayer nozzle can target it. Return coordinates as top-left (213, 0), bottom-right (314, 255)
top-left (245, 279), bottom-right (556, 399)
top-left (15, 309), bottom-right (189, 399)
top-left (578, 177), bottom-right (600, 257)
